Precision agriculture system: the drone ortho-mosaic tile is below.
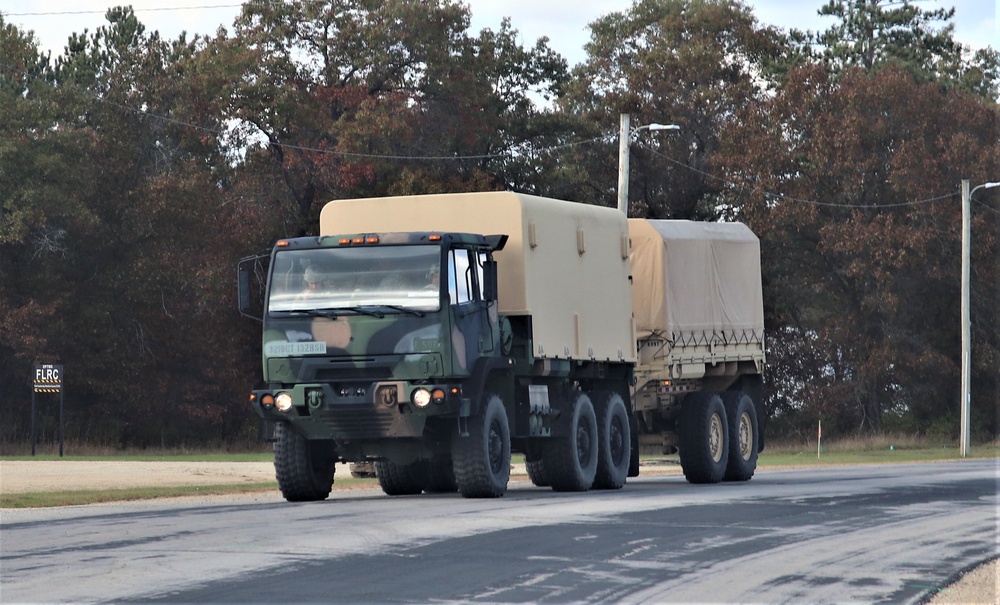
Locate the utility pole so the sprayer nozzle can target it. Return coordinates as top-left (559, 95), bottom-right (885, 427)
top-left (617, 114), bottom-right (632, 215)
top-left (616, 114), bottom-right (679, 216)
top-left (960, 179), bottom-right (970, 458)
top-left (960, 179), bottom-right (999, 457)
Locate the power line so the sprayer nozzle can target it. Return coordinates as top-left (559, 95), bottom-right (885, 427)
top-left (647, 147), bottom-right (960, 209)
top-left (5, 4), bottom-right (246, 17)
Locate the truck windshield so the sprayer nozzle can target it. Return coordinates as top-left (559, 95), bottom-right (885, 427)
top-left (268, 245), bottom-right (442, 314)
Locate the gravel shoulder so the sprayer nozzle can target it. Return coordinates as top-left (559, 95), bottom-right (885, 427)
top-left (1, 460), bottom-right (993, 603)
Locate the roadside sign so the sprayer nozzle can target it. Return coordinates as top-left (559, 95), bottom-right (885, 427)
top-left (34, 363), bottom-right (63, 393)
top-left (31, 363), bottom-right (65, 457)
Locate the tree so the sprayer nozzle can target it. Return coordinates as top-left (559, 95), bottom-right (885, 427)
top-left (790, 0), bottom-right (999, 99)
top-left (1, 8), bottom-right (262, 447)
top-left (555, 0), bottom-right (784, 218)
top-left (715, 63), bottom-right (999, 436)
top-left (220, 0), bottom-right (568, 234)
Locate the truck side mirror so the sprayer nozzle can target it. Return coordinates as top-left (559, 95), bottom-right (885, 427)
top-left (237, 254), bottom-right (266, 321)
top-left (483, 258), bottom-right (499, 302)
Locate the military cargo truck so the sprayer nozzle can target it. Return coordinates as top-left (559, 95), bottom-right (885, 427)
top-left (239, 192), bottom-right (767, 500)
top-left (240, 192), bottom-right (638, 500)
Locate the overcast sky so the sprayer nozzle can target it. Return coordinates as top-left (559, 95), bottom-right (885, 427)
top-left (4, 0), bottom-right (997, 64)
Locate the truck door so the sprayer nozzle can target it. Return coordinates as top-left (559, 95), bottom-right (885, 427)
top-left (448, 248), bottom-right (495, 372)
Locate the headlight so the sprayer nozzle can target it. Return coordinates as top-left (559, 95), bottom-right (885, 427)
top-left (412, 388), bottom-right (431, 408)
top-left (275, 392), bottom-right (294, 412)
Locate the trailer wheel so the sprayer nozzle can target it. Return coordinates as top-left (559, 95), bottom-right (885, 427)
top-left (592, 391), bottom-right (630, 490)
top-left (425, 455), bottom-right (458, 493)
top-left (722, 391), bottom-right (758, 482)
top-left (678, 392), bottom-right (729, 484)
top-left (546, 392), bottom-right (598, 492)
top-left (375, 459), bottom-right (426, 496)
top-left (452, 393), bottom-right (510, 498)
top-left (273, 422), bottom-right (335, 502)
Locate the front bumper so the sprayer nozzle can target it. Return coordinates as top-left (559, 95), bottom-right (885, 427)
top-left (250, 381), bottom-right (467, 440)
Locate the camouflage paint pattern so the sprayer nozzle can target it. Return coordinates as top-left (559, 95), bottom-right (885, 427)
top-left (250, 232), bottom-right (502, 442)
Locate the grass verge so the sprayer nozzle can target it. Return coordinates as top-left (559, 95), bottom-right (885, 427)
top-left (0, 478), bottom-right (381, 509)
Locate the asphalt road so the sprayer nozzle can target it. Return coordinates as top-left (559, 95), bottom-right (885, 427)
top-left (1, 460), bottom-right (996, 604)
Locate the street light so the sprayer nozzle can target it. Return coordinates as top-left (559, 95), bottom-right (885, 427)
top-left (617, 113), bottom-right (680, 216)
top-left (960, 179), bottom-right (999, 457)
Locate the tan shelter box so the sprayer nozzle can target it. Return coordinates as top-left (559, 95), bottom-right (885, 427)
top-left (629, 219), bottom-right (764, 343)
top-left (321, 192), bottom-right (636, 363)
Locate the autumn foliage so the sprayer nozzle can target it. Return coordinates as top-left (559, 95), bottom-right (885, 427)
top-left (1, 0), bottom-right (996, 448)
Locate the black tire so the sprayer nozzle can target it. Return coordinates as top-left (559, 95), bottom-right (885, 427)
top-left (722, 391), bottom-right (758, 482)
top-left (273, 422), bottom-right (335, 502)
top-left (678, 392), bottom-right (729, 484)
top-left (525, 457), bottom-right (551, 487)
top-left (628, 411), bottom-right (641, 478)
top-left (425, 455), bottom-right (458, 493)
top-left (592, 391), bottom-right (630, 490)
top-left (374, 459), bottom-right (426, 496)
top-left (452, 393), bottom-right (511, 498)
top-left (546, 392), bottom-right (598, 492)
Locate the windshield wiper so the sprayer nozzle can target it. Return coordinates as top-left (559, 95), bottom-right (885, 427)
top-left (345, 307), bottom-right (385, 318)
top-left (275, 309), bottom-right (342, 318)
top-left (376, 305), bottom-right (425, 317)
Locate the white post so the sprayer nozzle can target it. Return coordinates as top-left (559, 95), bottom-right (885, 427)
top-left (617, 113), bottom-right (631, 216)
top-left (817, 420), bottom-right (822, 459)
top-left (960, 179), bottom-right (970, 458)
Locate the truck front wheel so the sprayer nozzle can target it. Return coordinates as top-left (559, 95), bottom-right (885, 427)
top-left (678, 392), bottom-right (729, 484)
top-left (375, 460), bottom-right (427, 496)
top-left (273, 422), bottom-right (336, 502)
top-left (425, 455), bottom-right (458, 493)
top-left (452, 393), bottom-right (510, 498)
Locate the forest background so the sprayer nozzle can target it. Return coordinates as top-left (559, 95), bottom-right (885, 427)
top-left (1, 0), bottom-right (997, 450)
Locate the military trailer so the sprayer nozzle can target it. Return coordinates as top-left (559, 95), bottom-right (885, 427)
top-left (239, 192), bottom-right (767, 500)
top-left (628, 219), bottom-right (766, 483)
top-left (240, 192), bottom-right (638, 500)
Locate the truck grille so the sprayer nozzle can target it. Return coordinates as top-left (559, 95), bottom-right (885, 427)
top-left (316, 404), bottom-right (393, 438)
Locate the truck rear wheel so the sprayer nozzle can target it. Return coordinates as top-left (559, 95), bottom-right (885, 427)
top-left (273, 422), bottom-right (335, 502)
top-left (452, 393), bottom-right (510, 498)
top-left (546, 392), bottom-right (598, 492)
top-left (678, 392), bottom-right (729, 484)
top-left (592, 391), bottom-right (630, 490)
top-left (722, 391), bottom-right (758, 481)
top-left (374, 459), bottom-right (426, 496)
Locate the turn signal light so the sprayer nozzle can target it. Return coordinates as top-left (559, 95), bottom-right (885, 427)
top-left (260, 393), bottom-right (275, 407)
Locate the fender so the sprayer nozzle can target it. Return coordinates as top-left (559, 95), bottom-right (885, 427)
top-left (463, 356), bottom-right (515, 416)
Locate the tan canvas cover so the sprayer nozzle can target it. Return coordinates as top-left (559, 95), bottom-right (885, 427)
top-left (320, 192), bottom-right (636, 363)
top-left (629, 219), bottom-right (764, 342)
